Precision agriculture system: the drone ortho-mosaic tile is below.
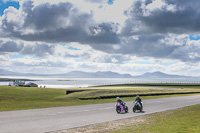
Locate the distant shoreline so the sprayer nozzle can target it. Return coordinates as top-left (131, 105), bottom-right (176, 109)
top-left (0, 78), bottom-right (40, 82)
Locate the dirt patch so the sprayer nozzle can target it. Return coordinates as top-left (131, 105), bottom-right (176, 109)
top-left (50, 116), bottom-right (146, 133)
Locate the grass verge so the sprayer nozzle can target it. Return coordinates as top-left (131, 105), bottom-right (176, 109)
top-left (0, 86), bottom-right (125, 111)
top-left (1, 84), bottom-right (200, 111)
top-left (112, 104), bottom-right (200, 133)
top-left (78, 86), bottom-right (200, 99)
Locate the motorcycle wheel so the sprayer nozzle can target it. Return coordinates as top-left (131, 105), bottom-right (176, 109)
top-left (116, 106), bottom-right (121, 114)
top-left (133, 107), bottom-right (136, 112)
top-left (125, 106), bottom-right (128, 113)
top-left (140, 106), bottom-right (143, 112)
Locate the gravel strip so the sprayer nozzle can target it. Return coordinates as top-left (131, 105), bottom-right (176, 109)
top-left (50, 116), bottom-right (146, 133)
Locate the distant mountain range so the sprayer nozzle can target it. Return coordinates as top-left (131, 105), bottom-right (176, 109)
top-left (132, 71), bottom-right (196, 79)
top-left (0, 69), bottom-right (198, 78)
top-left (0, 69), bottom-right (132, 78)
top-left (61, 71), bottom-right (132, 78)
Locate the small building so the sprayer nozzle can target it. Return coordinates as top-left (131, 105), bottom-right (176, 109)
top-left (9, 80), bottom-right (25, 86)
top-left (25, 82), bottom-right (38, 87)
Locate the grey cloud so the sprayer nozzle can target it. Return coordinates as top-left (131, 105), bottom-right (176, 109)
top-left (0, 41), bottom-right (24, 53)
top-left (23, 2), bottom-right (73, 30)
top-left (0, 39), bottom-right (55, 57)
top-left (113, 35), bottom-right (200, 62)
top-left (16, 22), bottom-right (119, 44)
top-left (1, 0), bottom-right (120, 44)
top-left (115, 0), bottom-right (200, 62)
top-left (88, 23), bottom-right (119, 44)
top-left (20, 43), bottom-right (55, 57)
top-left (168, 44), bottom-right (200, 62)
top-left (118, 35), bottom-right (177, 57)
top-left (122, 0), bottom-right (200, 35)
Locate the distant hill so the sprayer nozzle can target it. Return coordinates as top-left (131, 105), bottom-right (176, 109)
top-left (0, 69), bottom-right (197, 78)
top-left (52, 71), bottom-right (132, 78)
top-left (133, 71), bottom-right (196, 78)
top-left (0, 69), bottom-right (22, 76)
top-left (0, 69), bottom-right (132, 78)
top-left (93, 71), bottom-right (132, 78)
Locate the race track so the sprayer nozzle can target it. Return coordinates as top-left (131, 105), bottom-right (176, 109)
top-left (0, 95), bottom-right (200, 133)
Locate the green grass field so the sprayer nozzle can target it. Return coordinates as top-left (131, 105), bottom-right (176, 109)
top-left (0, 84), bottom-right (200, 111)
top-left (112, 104), bottom-right (200, 133)
top-left (0, 86), bottom-right (122, 111)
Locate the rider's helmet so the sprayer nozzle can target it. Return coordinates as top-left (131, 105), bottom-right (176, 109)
top-left (116, 97), bottom-right (120, 100)
top-left (136, 95), bottom-right (139, 98)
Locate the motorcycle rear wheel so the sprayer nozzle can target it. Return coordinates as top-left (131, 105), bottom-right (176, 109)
top-left (125, 106), bottom-right (128, 113)
top-left (140, 106), bottom-right (143, 112)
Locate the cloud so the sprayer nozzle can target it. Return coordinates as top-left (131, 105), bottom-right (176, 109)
top-left (121, 0), bottom-right (200, 35)
top-left (1, 0), bottom-right (120, 44)
top-left (1, 0), bottom-right (200, 63)
top-left (0, 39), bottom-right (55, 57)
top-left (0, 40), bottom-right (23, 53)
top-left (20, 43), bottom-right (55, 57)
top-left (107, 0), bottom-right (200, 63)
top-left (88, 32), bottom-right (200, 62)
top-left (84, 0), bottom-right (105, 3)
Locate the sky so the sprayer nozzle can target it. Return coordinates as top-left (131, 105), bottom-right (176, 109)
top-left (0, 0), bottom-right (200, 76)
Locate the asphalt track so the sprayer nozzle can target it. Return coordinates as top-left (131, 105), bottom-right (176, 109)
top-left (0, 95), bottom-right (200, 133)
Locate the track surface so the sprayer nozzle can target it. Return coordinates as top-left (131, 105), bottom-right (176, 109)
top-left (0, 95), bottom-right (200, 133)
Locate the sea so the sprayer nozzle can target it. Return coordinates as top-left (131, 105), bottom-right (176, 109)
top-left (0, 76), bottom-right (200, 89)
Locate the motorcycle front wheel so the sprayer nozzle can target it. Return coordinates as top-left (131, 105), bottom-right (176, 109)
top-left (116, 106), bottom-right (121, 114)
top-left (133, 107), bottom-right (136, 112)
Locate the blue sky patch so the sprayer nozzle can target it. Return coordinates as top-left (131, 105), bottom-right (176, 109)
top-left (59, 44), bottom-right (80, 50)
top-left (60, 43), bottom-right (69, 46)
top-left (68, 46), bottom-right (80, 50)
top-left (0, 1), bottom-right (20, 16)
top-left (10, 55), bottom-right (25, 59)
top-left (10, 55), bottom-right (39, 59)
top-left (142, 57), bottom-right (150, 60)
top-left (75, 59), bottom-right (84, 62)
top-left (134, 61), bottom-right (154, 65)
top-left (107, 0), bottom-right (114, 5)
top-left (189, 35), bottom-right (200, 40)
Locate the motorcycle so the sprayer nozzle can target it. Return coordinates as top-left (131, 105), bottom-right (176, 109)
top-left (133, 101), bottom-right (143, 112)
top-left (115, 102), bottom-right (128, 113)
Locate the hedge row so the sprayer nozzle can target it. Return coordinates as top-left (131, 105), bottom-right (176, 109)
top-left (66, 90), bottom-right (86, 95)
top-left (99, 84), bottom-right (200, 87)
top-left (79, 91), bottom-right (200, 100)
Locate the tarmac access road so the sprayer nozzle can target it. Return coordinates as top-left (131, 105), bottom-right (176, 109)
top-left (0, 95), bottom-right (200, 133)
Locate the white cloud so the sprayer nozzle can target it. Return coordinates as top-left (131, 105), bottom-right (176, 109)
top-left (146, 0), bottom-right (165, 14)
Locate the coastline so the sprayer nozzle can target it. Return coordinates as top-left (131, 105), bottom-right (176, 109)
top-left (0, 78), bottom-right (39, 82)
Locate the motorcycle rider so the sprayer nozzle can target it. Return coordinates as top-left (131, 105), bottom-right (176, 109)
top-left (135, 95), bottom-right (143, 109)
top-left (116, 97), bottom-right (125, 106)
